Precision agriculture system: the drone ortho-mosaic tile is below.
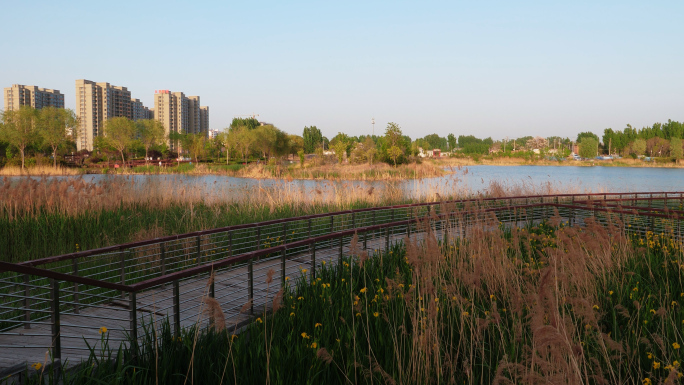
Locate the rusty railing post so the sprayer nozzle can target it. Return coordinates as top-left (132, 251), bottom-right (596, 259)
top-left (129, 291), bottom-right (137, 343)
top-left (23, 274), bottom-right (30, 329)
top-left (50, 279), bottom-right (61, 363)
top-left (72, 259), bottom-right (79, 314)
top-left (228, 232), bottom-right (233, 257)
top-left (160, 242), bottom-right (167, 289)
top-left (256, 226), bottom-right (261, 254)
top-left (173, 280), bottom-right (180, 336)
top-left (281, 247), bottom-right (287, 288)
top-left (196, 235), bottom-right (201, 265)
top-left (120, 250), bottom-right (126, 299)
top-left (310, 242), bottom-right (316, 282)
top-left (248, 258), bottom-right (254, 314)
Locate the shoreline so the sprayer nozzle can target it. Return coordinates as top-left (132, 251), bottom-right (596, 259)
top-left (2, 157), bottom-right (684, 178)
top-left (436, 157), bottom-right (684, 169)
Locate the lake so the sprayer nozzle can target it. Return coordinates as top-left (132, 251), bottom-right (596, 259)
top-left (4, 165), bottom-right (684, 201)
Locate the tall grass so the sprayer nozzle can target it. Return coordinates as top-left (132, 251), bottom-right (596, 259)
top-left (0, 165), bottom-right (82, 176)
top-left (15, 207), bottom-right (684, 384)
top-left (0, 175), bottom-right (584, 263)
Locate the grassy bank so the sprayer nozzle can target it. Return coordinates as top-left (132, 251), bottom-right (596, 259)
top-left (0, 176), bottom-right (412, 263)
top-left (438, 156), bottom-right (684, 168)
top-left (0, 174), bottom-right (587, 263)
top-left (101, 161), bottom-right (447, 180)
top-left (0, 160), bottom-right (447, 180)
top-left (18, 215), bottom-right (684, 384)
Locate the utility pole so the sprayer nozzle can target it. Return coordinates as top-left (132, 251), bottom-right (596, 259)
top-left (372, 117), bottom-right (375, 137)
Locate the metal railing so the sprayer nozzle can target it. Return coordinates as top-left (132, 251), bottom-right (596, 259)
top-left (1, 191), bottom-right (683, 376)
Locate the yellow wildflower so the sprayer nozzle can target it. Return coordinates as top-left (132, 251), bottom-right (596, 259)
top-left (673, 342), bottom-right (681, 350)
top-left (315, 323), bottom-right (322, 328)
top-left (653, 361), bottom-right (661, 369)
top-left (373, 312), bottom-right (379, 317)
top-left (31, 363), bottom-right (42, 371)
top-left (592, 305), bottom-right (599, 310)
top-left (290, 312), bottom-right (295, 317)
top-left (301, 332), bottom-right (310, 339)
top-left (256, 318), bottom-right (263, 324)
top-left (311, 342), bottom-right (318, 349)
top-left (99, 327), bottom-right (108, 334)
top-left (360, 287), bottom-right (367, 293)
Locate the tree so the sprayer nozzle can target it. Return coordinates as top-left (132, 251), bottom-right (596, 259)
top-left (297, 149), bottom-right (305, 168)
top-left (302, 126), bottom-right (323, 153)
top-left (447, 133), bottom-right (456, 151)
top-left (288, 135), bottom-right (304, 160)
top-left (576, 131), bottom-right (599, 143)
top-left (387, 145), bottom-right (403, 166)
top-left (457, 135), bottom-right (491, 155)
top-left (217, 130), bottom-right (235, 163)
top-left (136, 119), bottom-right (165, 164)
top-left (578, 137), bottom-right (598, 159)
top-left (104, 117), bottom-right (136, 166)
top-left (230, 117), bottom-right (260, 130)
top-left (0, 106), bottom-right (40, 169)
top-left (670, 137), bottom-right (683, 159)
top-left (631, 139), bottom-right (647, 157)
top-left (364, 137), bottom-right (377, 165)
top-left (184, 133), bottom-right (206, 163)
top-left (235, 127), bottom-right (255, 161)
top-left (646, 137), bottom-right (669, 157)
top-left (332, 140), bottom-right (347, 163)
top-left (37, 107), bottom-right (78, 168)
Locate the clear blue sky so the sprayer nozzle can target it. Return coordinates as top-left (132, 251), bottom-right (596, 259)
top-left (1, 1), bottom-right (682, 141)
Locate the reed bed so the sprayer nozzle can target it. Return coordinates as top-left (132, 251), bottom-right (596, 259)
top-left (0, 174), bottom-right (584, 263)
top-left (15, 206), bottom-right (684, 384)
top-left (0, 165), bottom-right (83, 176)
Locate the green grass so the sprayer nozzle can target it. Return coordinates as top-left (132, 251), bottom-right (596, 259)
top-left (14, 219), bottom-right (684, 384)
top-left (0, 200), bottom-right (386, 263)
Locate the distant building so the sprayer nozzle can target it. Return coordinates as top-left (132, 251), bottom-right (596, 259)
top-left (3, 84), bottom-right (64, 111)
top-left (208, 129), bottom-right (220, 140)
top-left (187, 96), bottom-right (201, 134)
top-left (200, 106), bottom-right (209, 133)
top-left (75, 79), bottom-right (150, 151)
top-left (131, 98), bottom-right (153, 121)
top-left (154, 90), bottom-right (209, 150)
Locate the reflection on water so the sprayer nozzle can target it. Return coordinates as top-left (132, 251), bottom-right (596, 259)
top-left (3, 165), bottom-right (684, 201)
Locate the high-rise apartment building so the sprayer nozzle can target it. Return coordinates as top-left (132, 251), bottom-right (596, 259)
top-left (187, 96), bottom-right (201, 135)
top-left (200, 106), bottom-right (209, 134)
top-left (3, 84), bottom-right (65, 111)
top-left (75, 79), bottom-right (151, 151)
top-left (154, 90), bottom-right (209, 150)
top-left (132, 98), bottom-right (153, 121)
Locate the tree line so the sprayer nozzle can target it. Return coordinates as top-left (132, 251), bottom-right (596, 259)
top-left (0, 106), bottom-right (78, 169)
top-left (3, 107), bottom-right (683, 169)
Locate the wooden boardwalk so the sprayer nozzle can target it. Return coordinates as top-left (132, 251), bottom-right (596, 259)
top-left (0, 229), bottom-right (419, 376)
